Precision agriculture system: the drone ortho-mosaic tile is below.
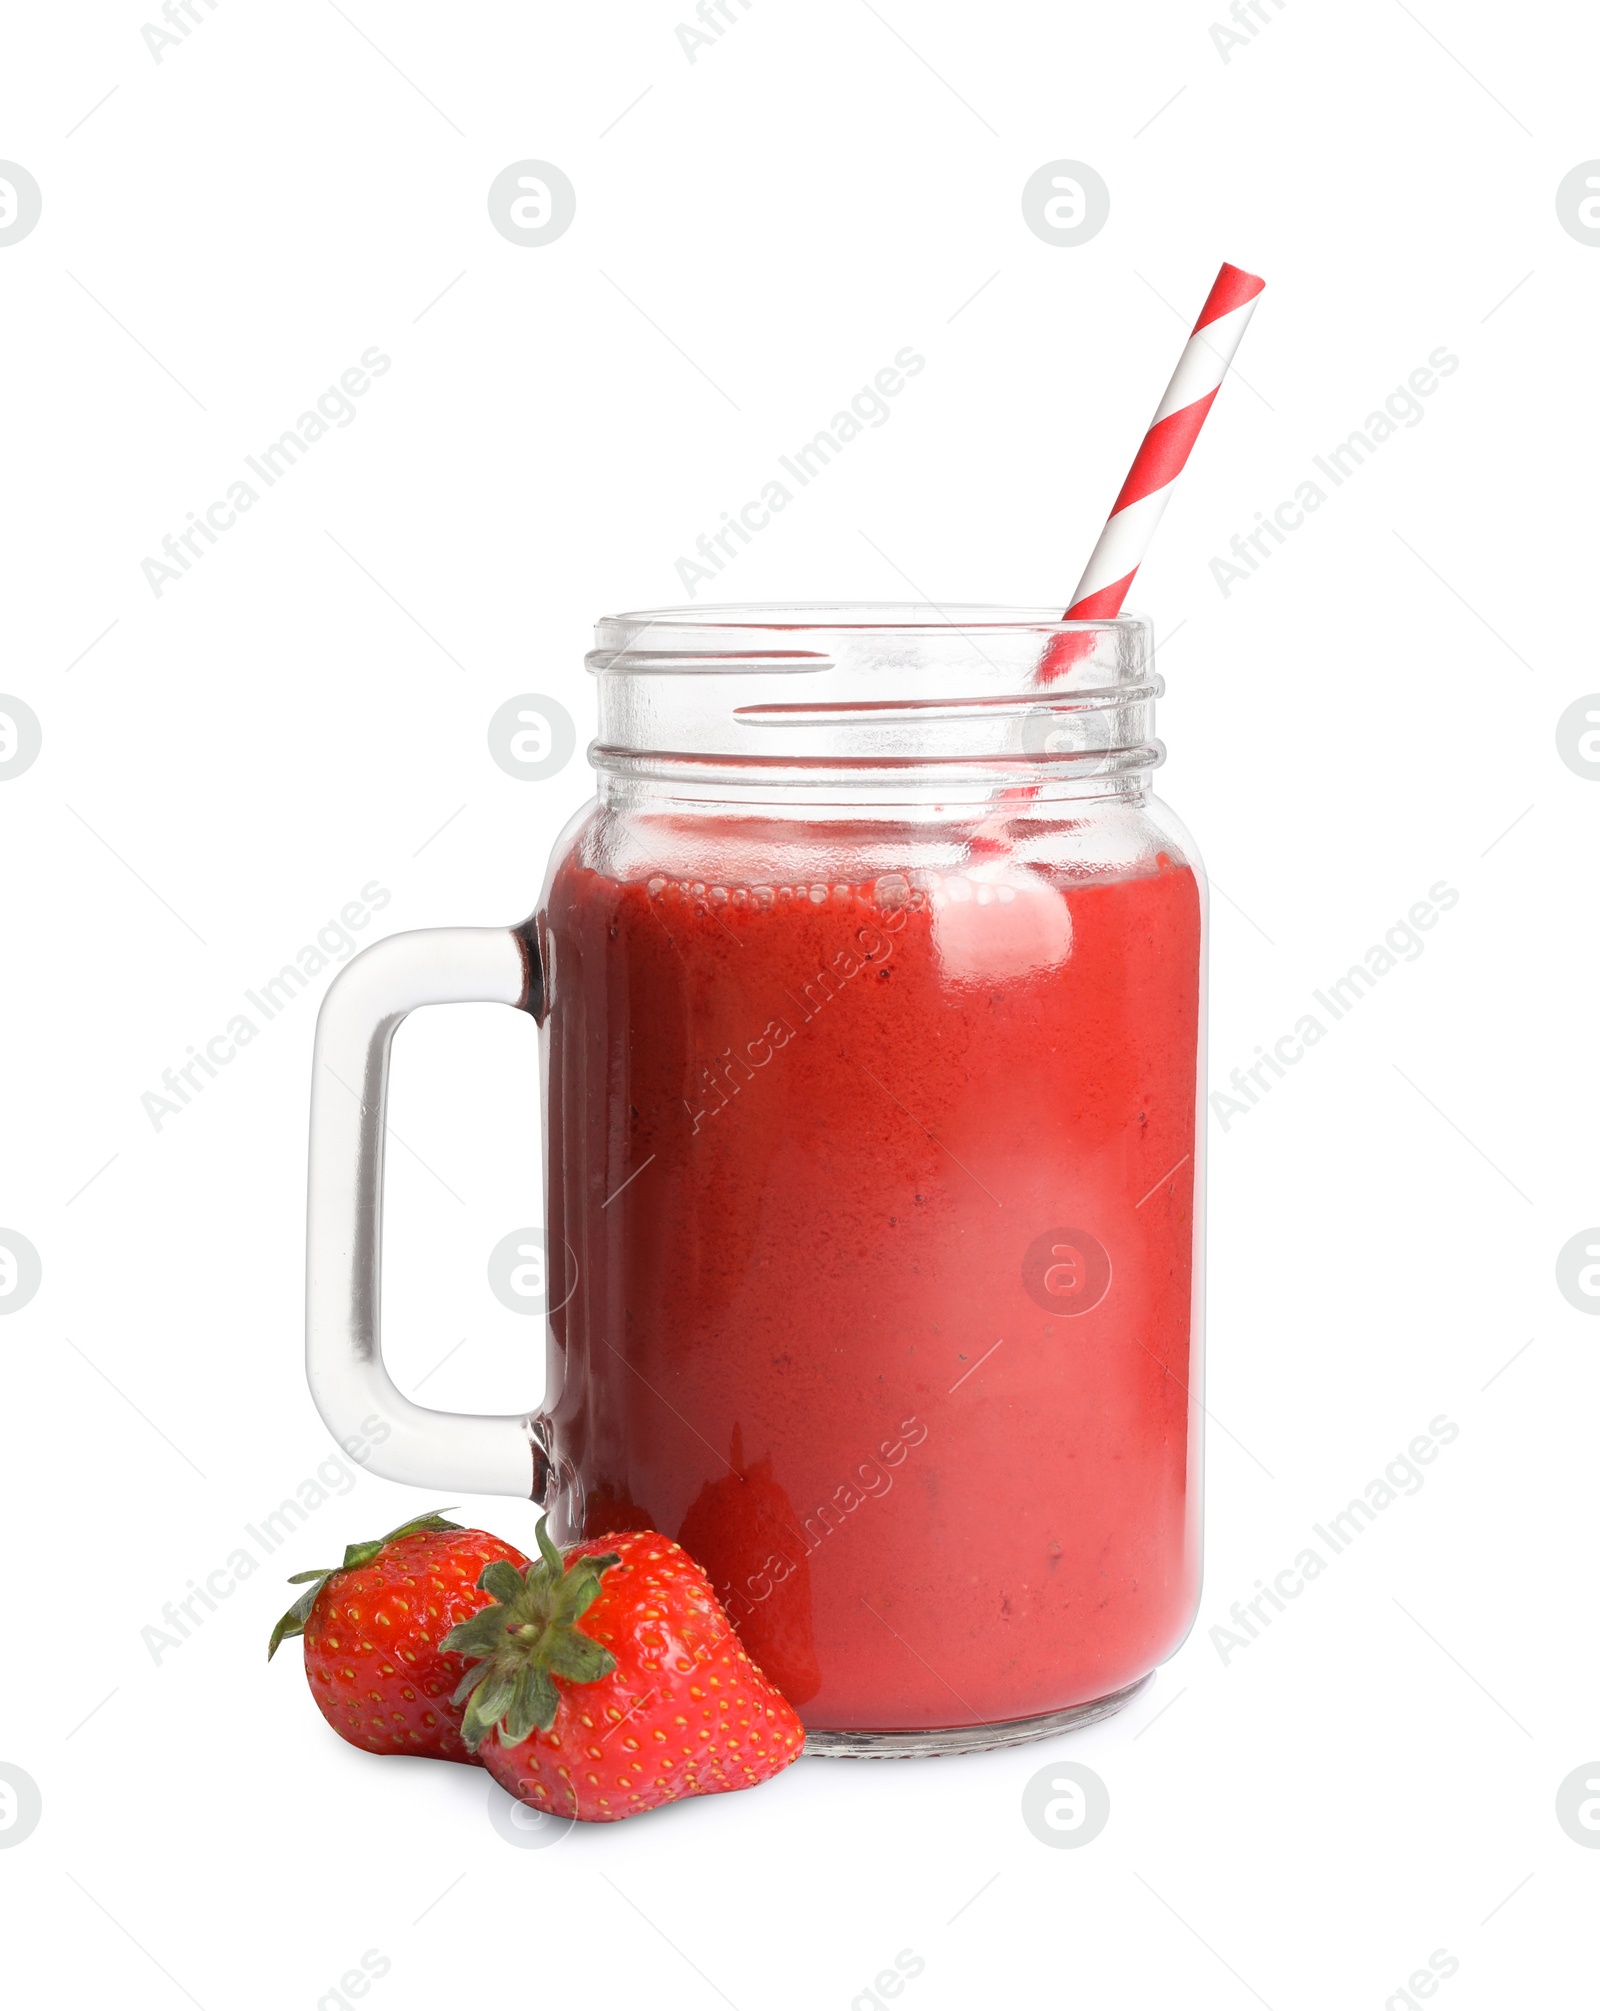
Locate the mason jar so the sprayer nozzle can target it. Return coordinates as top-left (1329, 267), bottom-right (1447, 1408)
top-left (306, 605), bottom-right (1206, 1756)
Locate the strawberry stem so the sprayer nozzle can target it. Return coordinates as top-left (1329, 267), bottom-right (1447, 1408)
top-left (267, 1510), bottom-right (462, 1660)
top-left (443, 1516), bottom-right (620, 1749)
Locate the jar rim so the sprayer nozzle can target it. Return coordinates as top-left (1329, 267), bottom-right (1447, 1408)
top-left (587, 604), bottom-right (1159, 780)
top-left (599, 602), bottom-right (1149, 640)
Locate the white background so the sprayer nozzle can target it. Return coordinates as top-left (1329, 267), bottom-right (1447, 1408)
top-left (2, 1), bottom-right (1597, 2004)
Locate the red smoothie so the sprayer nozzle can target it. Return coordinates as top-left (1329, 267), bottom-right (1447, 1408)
top-left (542, 823), bottom-right (1202, 1731)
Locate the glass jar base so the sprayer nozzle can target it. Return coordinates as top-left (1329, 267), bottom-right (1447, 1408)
top-left (801, 1672), bottom-right (1154, 1759)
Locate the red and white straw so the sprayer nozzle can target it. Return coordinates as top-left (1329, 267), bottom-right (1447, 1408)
top-left (1064, 261), bottom-right (1265, 622)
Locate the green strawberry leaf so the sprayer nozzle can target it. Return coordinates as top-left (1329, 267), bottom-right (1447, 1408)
top-left (267, 1509), bottom-right (463, 1661)
top-left (443, 1515), bottom-right (622, 1750)
top-left (441, 1605), bottom-right (514, 1662)
top-left (477, 1559), bottom-right (526, 1606)
top-left (563, 1557), bottom-right (618, 1620)
top-left (534, 1517), bottom-right (565, 1576)
top-left (461, 1672), bottom-right (516, 1750)
top-left (504, 1666), bottom-right (562, 1744)
top-left (267, 1583), bottom-right (323, 1661)
top-left (546, 1631), bottom-right (616, 1685)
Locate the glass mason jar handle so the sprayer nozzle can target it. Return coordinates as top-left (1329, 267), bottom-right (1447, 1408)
top-left (305, 923), bottom-right (549, 1498)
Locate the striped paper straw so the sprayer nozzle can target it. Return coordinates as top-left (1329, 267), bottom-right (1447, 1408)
top-left (1064, 261), bottom-right (1265, 622)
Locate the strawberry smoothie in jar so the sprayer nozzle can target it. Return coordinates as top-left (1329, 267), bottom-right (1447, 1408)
top-left (307, 606), bottom-right (1207, 1756)
top-left (540, 607), bottom-right (1204, 1751)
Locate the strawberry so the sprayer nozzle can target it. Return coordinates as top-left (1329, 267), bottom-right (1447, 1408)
top-left (444, 1517), bottom-right (805, 1821)
top-left (269, 1511), bottom-right (528, 1765)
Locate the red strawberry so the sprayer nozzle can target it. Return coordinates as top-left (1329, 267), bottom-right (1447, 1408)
top-left (444, 1517), bottom-right (804, 1821)
top-left (269, 1511), bottom-right (528, 1764)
